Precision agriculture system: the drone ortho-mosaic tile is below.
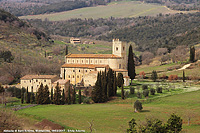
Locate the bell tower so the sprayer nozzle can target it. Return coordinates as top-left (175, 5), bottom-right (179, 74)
top-left (112, 39), bottom-right (126, 57)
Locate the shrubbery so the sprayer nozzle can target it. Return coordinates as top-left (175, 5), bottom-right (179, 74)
top-left (130, 87), bottom-right (135, 94)
top-left (150, 88), bottom-right (156, 95)
top-left (143, 89), bottom-right (149, 97)
top-left (134, 100), bottom-right (143, 112)
top-left (142, 85), bottom-right (148, 90)
top-left (156, 87), bottom-right (162, 93)
top-left (136, 92), bottom-right (142, 99)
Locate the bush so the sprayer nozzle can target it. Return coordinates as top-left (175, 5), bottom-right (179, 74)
top-left (136, 92), bottom-right (142, 99)
top-left (124, 91), bottom-right (129, 98)
top-left (156, 87), bottom-right (162, 93)
top-left (150, 88), bottom-right (156, 95)
top-left (143, 89), bottom-right (149, 97)
top-left (83, 97), bottom-right (91, 104)
top-left (142, 85), bottom-right (148, 90)
top-left (7, 87), bottom-right (22, 98)
top-left (130, 87), bottom-right (135, 94)
top-left (134, 100), bottom-right (143, 112)
top-left (166, 113), bottom-right (183, 132)
top-left (168, 75), bottom-right (178, 81)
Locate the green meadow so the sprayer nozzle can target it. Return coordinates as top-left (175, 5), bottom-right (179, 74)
top-left (19, 1), bottom-right (184, 21)
top-left (17, 85), bottom-right (200, 133)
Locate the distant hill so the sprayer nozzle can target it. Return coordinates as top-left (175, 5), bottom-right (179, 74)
top-left (18, 1), bottom-right (193, 21)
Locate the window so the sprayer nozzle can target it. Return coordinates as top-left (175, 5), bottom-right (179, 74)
top-left (73, 60), bottom-right (74, 63)
top-left (82, 60), bottom-right (83, 63)
top-left (30, 80), bottom-right (31, 83)
top-left (73, 75), bottom-right (74, 78)
top-left (95, 60), bottom-right (97, 63)
top-left (68, 75), bottom-right (70, 78)
top-left (116, 47), bottom-right (118, 51)
top-left (85, 70), bottom-right (87, 72)
top-left (77, 75), bottom-right (79, 78)
top-left (86, 60), bottom-right (88, 63)
top-left (68, 60), bottom-right (70, 62)
top-left (77, 60), bottom-right (78, 63)
top-left (79, 70), bottom-right (80, 72)
top-left (24, 81), bottom-right (26, 83)
top-left (119, 64), bottom-right (121, 69)
top-left (100, 60), bottom-right (102, 63)
top-left (123, 47), bottom-right (125, 51)
top-left (36, 80), bottom-right (38, 82)
top-left (44, 80), bottom-right (46, 82)
top-left (73, 70), bottom-right (75, 72)
top-left (91, 60), bottom-right (92, 63)
top-left (90, 70), bottom-right (92, 71)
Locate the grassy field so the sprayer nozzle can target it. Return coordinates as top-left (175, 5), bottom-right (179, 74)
top-left (18, 1), bottom-right (195, 21)
top-left (16, 83), bottom-right (200, 133)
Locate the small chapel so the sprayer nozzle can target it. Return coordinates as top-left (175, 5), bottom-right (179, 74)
top-left (60, 39), bottom-right (130, 86)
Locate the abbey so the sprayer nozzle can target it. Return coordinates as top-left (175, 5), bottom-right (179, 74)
top-left (60, 39), bottom-right (130, 86)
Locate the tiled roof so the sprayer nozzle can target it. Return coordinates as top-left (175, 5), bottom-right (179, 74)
top-left (62, 64), bottom-right (109, 69)
top-left (21, 75), bottom-right (58, 80)
top-left (113, 69), bottom-right (128, 72)
top-left (66, 54), bottom-right (121, 58)
top-left (53, 79), bottom-right (70, 85)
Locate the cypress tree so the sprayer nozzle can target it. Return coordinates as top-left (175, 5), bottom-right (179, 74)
top-left (151, 70), bottom-right (158, 82)
top-left (37, 83), bottom-right (44, 104)
top-left (128, 45), bottom-right (136, 85)
top-left (54, 82), bottom-right (61, 105)
top-left (43, 85), bottom-right (50, 104)
top-left (30, 87), bottom-right (34, 104)
top-left (183, 70), bottom-right (185, 82)
top-left (21, 88), bottom-right (24, 104)
top-left (68, 85), bottom-right (71, 105)
top-left (78, 88), bottom-right (81, 104)
top-left (117, 73), bottom-right (124, 99)
top-left (113, 72), bottom-right (117, 96)
top-left (72, 86), bottom-right (76, 104)
top-left (92, 72), bottom-right (102, 103)
top-left (26, 87), bottom-right (30, 104)
top-left (189, 46), bottom-right (195, 63)
top-left (101, 71), bottom-right (107, 102)
top-left (107, 68), bottom-right (114, 97)
top-left (65, 45), bottom-right (68, 55)
top-left (51, 87), bottom-right (53, 104)
top-left (61, 89), bottom-right (65, 105)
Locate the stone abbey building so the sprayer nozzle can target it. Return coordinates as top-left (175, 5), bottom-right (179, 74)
top-left (60, 39), bottom-right (130, 86)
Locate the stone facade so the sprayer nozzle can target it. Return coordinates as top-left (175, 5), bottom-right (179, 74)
top-left (61, 39), bottom-right (130, 86)
top-left (20, 75), bottom-right (59, 92)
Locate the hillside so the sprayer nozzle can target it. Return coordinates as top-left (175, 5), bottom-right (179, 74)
top-left (0, 9), bottom-right (62, 85)
top-left (18, 1), bottom-right (191, 21)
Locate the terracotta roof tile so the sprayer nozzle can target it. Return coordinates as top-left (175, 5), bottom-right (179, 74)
top-left (21, 75), bottom-right (58, 80)
top-left (66, 54), bottom-right (121, 58)
top-left (61, 64), bottom-right (109, 68)
top-left (53, 79), bottom-right (70, 85)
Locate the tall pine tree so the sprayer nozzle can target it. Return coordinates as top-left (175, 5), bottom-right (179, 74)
top-left (30, 87), bottom-right (35, 104)
top-left (107, 68), bottom-right (114, 97)
top-left (117, 73), bottom-right (124, 99)
top-left (189, 46), bottom-right (195, 62)
top-left (78, 88), bottom-right (81, 104)
top-left (51, 87), bottom-right (53, 104)
top-left (61, 89), bottom-right (66, 105)
top-left (72, 86), bottom-right (76, 104)
top-left (113, 72), bottom-right (117, 96)
top-left (183, 70), bottom-right (186, 82)
top-left (92, 72), bottom-right (103, 103)
top-left (101, 71), bottom-right (107, 102)
top-left (68, 85), bottom-right (71, 105)
top-left (43, 85), bottom-right (50, 104)
top-left (26, 87), bottom-right (30, 103)
top-left (21, 87), bottom-right (24, 104)
top-left (54, 82), bottom-right (61, 105)
top-left (128, 45), bottom-right (136, 85)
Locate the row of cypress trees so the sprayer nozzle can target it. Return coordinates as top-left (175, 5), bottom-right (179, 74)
top-left (21, 82), bottom-right (81, 105)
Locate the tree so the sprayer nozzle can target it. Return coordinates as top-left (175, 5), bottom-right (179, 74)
top-left (113, 72), bottom-right (117, 96)
top-left (65, 45), bottom-right (68, 55)
top-left (78, 88), bottom-right (81, 104)
top-left (101, 71), bottom-right (108, 102)
top-left (166, 113), bottom-right (182, 133)
top-left (25, 87), bottom-right (30, 103)
top-left (36, 84), bottom-right (44, 104)
top-left (189, 46), bottom-right (195, 62)
top-left (67, 85), bottom-right (71, 105)
top-left (92, 72), bottom-right (103, 103)
top-left (54, 82), bottom-right (61, 105)
top-left (128, 45), bottom-right (136, 85)
top-left (72, 87), bottom-right (76, 104)
top-left (43, 85), bottom-right (50, 104)
top-left (107, 68), bottom-right (114, 97)
top-left (117, 73), bottom-right (124, 99)
top-left (183, 70), bottom-right (186, 82)
top-left (127, 118), bottom-right (137, 133)
top-left (51, 87), bottom-right (53, 104)
top-left (61, 89), bottom-right (65, 105)
top-left (21, 87), bottom-right (24, 104)
top-left (134, 100), bottom-right (143, 112)
top-left (151, 70), bottom-right (158, 82)
top-left (0, 84), bottom-right (5, 105)
top-left (30, 87), bottom-right (35, 104)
